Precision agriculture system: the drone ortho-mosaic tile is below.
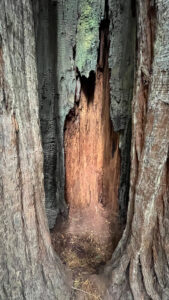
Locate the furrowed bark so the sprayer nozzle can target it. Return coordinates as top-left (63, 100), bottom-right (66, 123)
top-left (105, 1), bottom-right (169, 299)
top-left (0, 1), bottom-right (70, 299)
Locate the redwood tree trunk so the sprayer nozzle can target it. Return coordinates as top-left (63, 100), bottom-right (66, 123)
top-left (0, 1), bottom-right (70, 299)
top-left (106, 1), bottom-right (169, 299)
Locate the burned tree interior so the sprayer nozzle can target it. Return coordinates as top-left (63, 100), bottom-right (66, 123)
top-left (51, 18), bottom-right (122, 284)
top-left (32, 0), bottom-right (136, 297)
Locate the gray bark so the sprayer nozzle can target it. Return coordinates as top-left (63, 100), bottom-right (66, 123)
top-left (105, 0), bottom-right (169, 299)
top-left (0, 1), bottom-right (70, 299)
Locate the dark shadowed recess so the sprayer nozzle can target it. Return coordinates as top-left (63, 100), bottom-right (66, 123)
top-left (81, 71), bottom-right (96, 104)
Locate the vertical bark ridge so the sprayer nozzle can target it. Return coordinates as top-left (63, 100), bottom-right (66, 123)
top-left (105, 0), bottom-right (169, 299)
top-left (0, 1), bottom-right (71, 298)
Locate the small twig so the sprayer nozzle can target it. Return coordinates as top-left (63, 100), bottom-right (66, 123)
top-left (72, 286), bottom-right (102, 299)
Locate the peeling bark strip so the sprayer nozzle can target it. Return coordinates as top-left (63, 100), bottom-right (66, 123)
top-left (106, 1), bottom-right (169, 299)
top-left (0, 0), bottom-right (70, 299)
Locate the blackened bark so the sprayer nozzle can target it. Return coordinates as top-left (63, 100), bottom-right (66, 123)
top-left (108, 0), bottom-right (136, 221)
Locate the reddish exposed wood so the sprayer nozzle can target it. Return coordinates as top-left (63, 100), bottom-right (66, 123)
top-left (64, 60), bottom-right (120, 216)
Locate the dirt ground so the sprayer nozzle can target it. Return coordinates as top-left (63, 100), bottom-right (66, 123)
top-left (51, 203), bottom-right (123, 299)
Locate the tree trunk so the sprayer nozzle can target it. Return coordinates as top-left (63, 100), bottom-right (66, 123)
top-left (0, 1), bottom-right (70, 299)
top-left (105, 1), bottom-right (169, 299)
